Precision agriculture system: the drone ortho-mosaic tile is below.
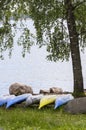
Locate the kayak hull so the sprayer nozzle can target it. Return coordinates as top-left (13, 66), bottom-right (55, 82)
top-left (6, 93), bottom-right (32, 108)
top-left (39, 95), bottom-right (57, 109)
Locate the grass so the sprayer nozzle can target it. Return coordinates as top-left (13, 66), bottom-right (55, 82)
top-left (0, 104), bottom-right (86, 130)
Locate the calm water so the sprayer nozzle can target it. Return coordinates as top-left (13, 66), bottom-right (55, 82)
top-left (0, 20), bottom-right (86, 95)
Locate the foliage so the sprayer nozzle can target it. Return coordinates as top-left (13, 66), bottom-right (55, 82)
top-left (74, 0), bottom-right (86, 49)
top-left (0, 0), bottom-right (86, 60)
top-left (0, 105), bottom-right (86, 130)
top-left (0, 0), bottom-right (33, 59)
top-left (28, 0), bottom-right (70, 61)
top-left (28, 0), bottom-right (86, 61)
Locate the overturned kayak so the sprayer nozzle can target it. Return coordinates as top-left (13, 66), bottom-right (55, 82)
top-left (0, 95), bottom-right (15, 106)
top-left (6, 93), bottom-right (32, 108)
top-left (54, 94), bottom-right (74, 109)
top-left (25, 94), bottom-right (43, 106)
top-left (39, 95), bottom-right (57, 109)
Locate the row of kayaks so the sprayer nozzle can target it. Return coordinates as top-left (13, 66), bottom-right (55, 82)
top-left (0, 93), bottom-right (74, 109)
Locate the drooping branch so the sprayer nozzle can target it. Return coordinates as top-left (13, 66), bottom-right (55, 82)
top-left (0, 0), bottom-right (12, 9)
top-left (78, 30), bottom-right (86, 36)
top-left (73, 0), bottom-right (86, 10)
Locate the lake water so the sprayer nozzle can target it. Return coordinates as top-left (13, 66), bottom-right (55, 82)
top-left (0, 19), bottom-right (86, 95)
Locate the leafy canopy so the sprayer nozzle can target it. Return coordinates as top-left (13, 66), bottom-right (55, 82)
top-left (0, 0), bottom-right (86, 60)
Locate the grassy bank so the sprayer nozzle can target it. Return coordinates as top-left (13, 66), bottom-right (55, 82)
top-left (0, 105), bottom-right (86, 130)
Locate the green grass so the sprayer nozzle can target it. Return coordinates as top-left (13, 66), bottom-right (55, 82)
top-left (0, 104), bottom-right (86, 130)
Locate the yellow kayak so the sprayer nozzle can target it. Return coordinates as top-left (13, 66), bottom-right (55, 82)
top-left (39, 95), bottom-right (57, 109)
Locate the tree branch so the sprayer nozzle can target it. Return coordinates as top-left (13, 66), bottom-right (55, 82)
top-left (0, 0), bottom-right (12, 9)
top-left (73, 1), bottom-right (86, 10)
top-left (78, 30), bottom-right (86, 36)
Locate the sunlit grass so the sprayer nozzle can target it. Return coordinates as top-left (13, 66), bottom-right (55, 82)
top-left (0, 105), bottom-right (86, 130)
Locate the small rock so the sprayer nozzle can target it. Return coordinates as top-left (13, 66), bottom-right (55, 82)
top-left (64, 97), bottom-right (86, 114)
top-left (62, 91), bottom-right (72, 94)
top-left (9, 82), bottom-right (33, 96)
top-left (50, 87), bottom-right (63, 94)
top-left (39, 89), bottom-right (50, 95)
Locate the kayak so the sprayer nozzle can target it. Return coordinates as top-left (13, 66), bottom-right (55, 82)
top-left (54, 94), bottom-right (74, 109)
top-left (0, 95), bottom-right (15, 106)
top-left (25, 94), bottom-right (43, 106)
top-left (6, 93), bottom-right (32, 108)
top-left (39, 95), bottom-right (57, 109)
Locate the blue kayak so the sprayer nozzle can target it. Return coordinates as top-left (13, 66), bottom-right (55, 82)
top-left (6, 93), bottom-right (32, 108)
top-left (0, 95), bottom-right (15, 106)
top-left (54, 94), bottom-right (74, 109)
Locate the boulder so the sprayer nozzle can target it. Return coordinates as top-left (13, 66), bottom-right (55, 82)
top-left (50, 87), bottom-right (63, 94)
top-left (9, 83), bottom-right (33, 96)
top-left (64, 97), bottom-right (86, 114)
top-left (39, 89), bottom-right (50, 95)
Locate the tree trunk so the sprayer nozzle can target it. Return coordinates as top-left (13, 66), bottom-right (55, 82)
top-left (64, 0), bottom-right (84, 96)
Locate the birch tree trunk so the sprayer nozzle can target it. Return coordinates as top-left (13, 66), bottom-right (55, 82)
top-left (64, 0), bottom-right (84, 96)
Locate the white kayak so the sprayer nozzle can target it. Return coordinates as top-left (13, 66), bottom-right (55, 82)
top-left (25, 94), bottom-right (43, 106)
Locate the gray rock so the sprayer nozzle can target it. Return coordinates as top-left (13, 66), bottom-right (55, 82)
top-left (39, 89), bottom-right (50, 95)
top-left (64, 97), bottom-right (86, 114)
top-left (50, 87), bottom-right (63, 94)
top-left (9, 83), bottom-right (33, 96)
